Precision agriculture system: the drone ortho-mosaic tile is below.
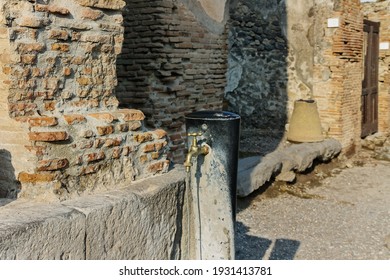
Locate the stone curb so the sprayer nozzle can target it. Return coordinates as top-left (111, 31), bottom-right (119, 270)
top-left (237, 139), bottom-right (342, 197)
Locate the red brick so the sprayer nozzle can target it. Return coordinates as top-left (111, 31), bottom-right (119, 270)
top-left (27, 116), bottom-right (58, 127)
top-left (84, 151), bottom-right (105, 163)
top-left (129, 121), bottom-right (142, 131)
top-left (134, 132), bottom-right (153, 143)
top-left (96, 125), bottom-right (114, 135)
top-left (152, 129), bottom-right (167, 139)
top-left (48, 29), bottom-right (69, 40)
top-left (112, 147), bottom-right (122, 159)
top-left (44, 101), bottom-right (57, 111)
top-left (114, 109), bottom-right (145, 121)
top-left (103, 137), bottom-right (122, 147)
top-left (151, 152), bottom-right (160, 160)
top-left (63, 67), bottom-right (72, 76)
top-left (122, 146), bottom-right (132, 156)
top-left (139, 155), bottom-right (148, 164)
top-left (64, 114), bottom-right (86, 124)
top-left (81, 164), bottom-right (101, 175)
top-left (79, 140), bottom-right (94, 149)
top-left (37, 158), bottom-right (69, 171)
top-left (47, 5), bottom-right (70, 15)
top-left (28, 131), bottom-right (68, 142)
top-left (18, 172), bottom-right (55, 183)
top-left (21, 54), bottom-right (37, 64)
top-left (17, 43), bottom-right (45, 53)
top-left (35, 4), bottom-right (49, 12)
top-left (143, 143), bottom-right (156, 153)
top-left (88, 112), bottom-right (116, 123)
top-left (77, 77), bottom-right (91, 86)
top-left (24, 145), bottom-right (46, 156)
top-left (51, 43), bottom-right (70, 52)
top-left (148, 160), bottom-right (169, 173)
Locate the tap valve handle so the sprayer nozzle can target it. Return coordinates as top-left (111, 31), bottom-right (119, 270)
top-left (187, 132), bottom-right (202, 137)
top-left (187, 132), bottom-right (202, 146)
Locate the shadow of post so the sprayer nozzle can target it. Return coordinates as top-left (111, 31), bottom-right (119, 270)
top-left (235, 221), bottom-right (300, 260)
top-left (0, 149), bottom-right (20, 202)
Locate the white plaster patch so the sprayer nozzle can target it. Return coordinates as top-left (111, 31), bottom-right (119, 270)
top-left (327, 18), bottom-right (339, 28)
top-left (197, 0), bottom-right (226, 23)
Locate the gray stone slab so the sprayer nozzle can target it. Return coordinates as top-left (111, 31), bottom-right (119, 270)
top-left (237, 139), bottom-right (342, 197)
top-left (0, 201), bottom-right (85, 259)
top-left (0, 167), bottom-right (186, 260)
top-left (62, 167), bottom-right (186, 260)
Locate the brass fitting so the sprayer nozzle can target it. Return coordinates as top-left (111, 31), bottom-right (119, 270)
top-left (184, 132), bottom-right (209, 173)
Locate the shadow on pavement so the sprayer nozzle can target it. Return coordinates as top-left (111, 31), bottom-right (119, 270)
top-left (235, 222), bottom-right (300, 260)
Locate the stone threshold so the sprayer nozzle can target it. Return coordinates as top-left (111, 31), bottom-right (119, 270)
top-left (237, 138), bottom-right (342, 197)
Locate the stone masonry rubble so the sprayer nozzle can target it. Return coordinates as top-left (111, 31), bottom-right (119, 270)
top-left (0, 0), bottom-right (169, 200)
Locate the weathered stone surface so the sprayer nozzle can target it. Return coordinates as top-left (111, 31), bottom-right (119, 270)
top-left (237, 139), bottom-right (342, 197)
top-left (0, 202), bottom-right (85, 259)
top-left (61, 168), bottom-right (186, 259)
top-left (362, 132), bottom-right (388, 150)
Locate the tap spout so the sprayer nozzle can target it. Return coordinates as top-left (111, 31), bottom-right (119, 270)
top-left (184, 133), bottom-right (209, 172)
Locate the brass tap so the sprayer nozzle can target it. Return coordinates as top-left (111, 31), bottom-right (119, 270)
top-left (184, 132), bottom-right (209, 173)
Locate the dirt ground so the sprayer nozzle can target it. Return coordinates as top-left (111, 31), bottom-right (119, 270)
top-left (235, 133), bottom-right (390, 260)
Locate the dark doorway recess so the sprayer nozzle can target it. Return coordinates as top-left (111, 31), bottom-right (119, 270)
top-left (361, 19), bottom-right (380, 138)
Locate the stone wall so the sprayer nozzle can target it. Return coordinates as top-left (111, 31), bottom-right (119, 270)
top-left (0, 0), bottom-right (169, 200)
top-left (227, 0), bottom-right (367, 154)
top-left (116, 0), bottom-right (229, 163)
top-left (313, 0), bottom-right (364, 153)
top-left (362, 0), bottom-right (390, 133)
top-left (0, 168), bottom-right (187, 260)
top-left (226, 0), bottom-right (315, 132)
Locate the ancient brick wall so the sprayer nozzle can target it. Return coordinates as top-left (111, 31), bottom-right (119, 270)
top-left (362, 0), bottom-right (390, 133)
top-left (116, 0), bottom-right (228, 163)
top-left (0, 0), bottom-right (169, 200)
top-left (313, 0), bottom-right (364, 153)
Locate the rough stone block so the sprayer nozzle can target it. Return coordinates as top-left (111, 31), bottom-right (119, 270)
top-left (237, 139), bottom-right (342, 197)
top-left (0, 202), bottom-right (85, 259)
top-left (81, 7), bottom-right (104, 20)
top-left (16, 16), bottom-right (42, 28)
top-left (62, 168), bottom-right (185, 259)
